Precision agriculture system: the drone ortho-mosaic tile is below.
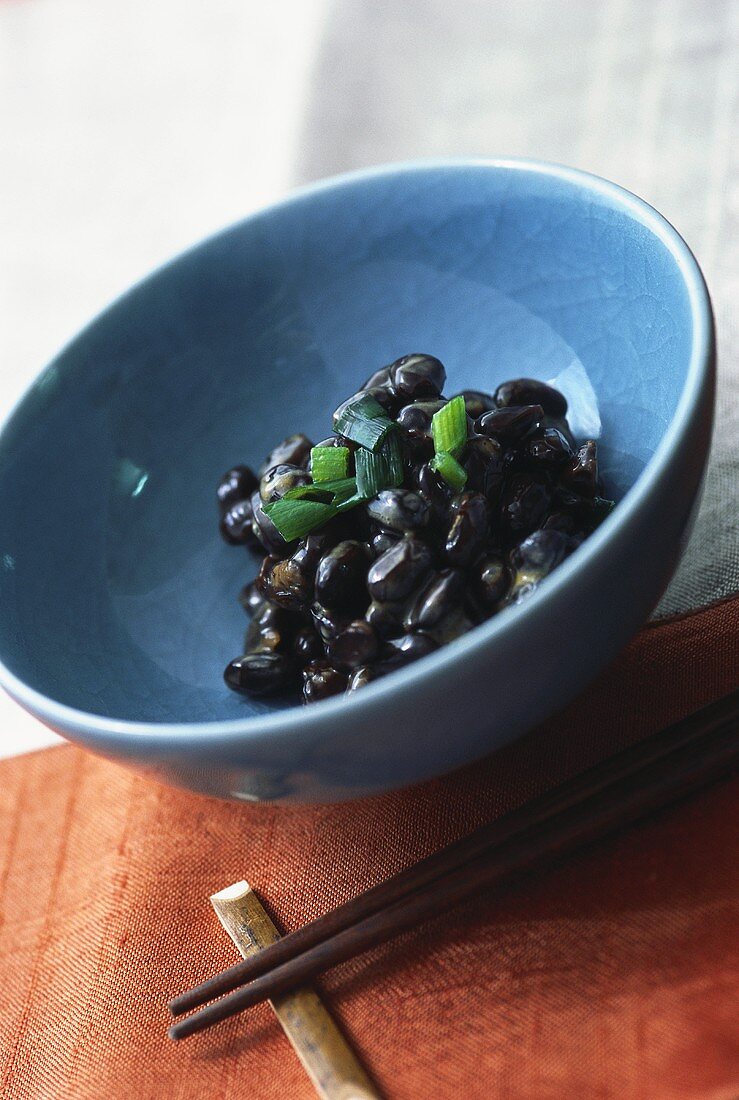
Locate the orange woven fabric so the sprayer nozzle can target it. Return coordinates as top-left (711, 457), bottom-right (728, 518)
top-left (1, 596), bottom-right (738, 1099)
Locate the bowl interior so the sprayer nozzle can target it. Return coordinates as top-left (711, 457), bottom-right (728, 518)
top-left (0, 164), bottom-right (695, 724)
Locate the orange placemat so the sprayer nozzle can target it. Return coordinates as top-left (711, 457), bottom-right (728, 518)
top-left (1, 597), bottom-right (738, 1099)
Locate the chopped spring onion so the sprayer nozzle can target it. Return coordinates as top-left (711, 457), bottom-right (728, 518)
top-left (354, 433), bottom-right (404, 499)
top-left (333, 392), bottom-right (395, 452)
top-left (431, 394), bottom-right (468, 457)
top-left (284, 477), bottom-right (358, 507)
top-left (310, 445), bottom-right (350, 482)
top-left (263, 498), bottom-right (337, 542)
top-left (381, 431), bottom-right (404, 488)
top-left (430, 450), bottom-right (468, 490)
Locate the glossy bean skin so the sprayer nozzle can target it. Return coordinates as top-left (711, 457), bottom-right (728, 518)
top-left (293, 627), bottom-right (324, 665)
top-left (445, 492), bottom-right (489, 567)
top-left (365, 598), bottom-right (409, 639)
top-left (473, 555), bottom-right (509, 611)
top-left (506, 528), bottom-right (573, 604)
top-left (460, 390), bottom-right (496, 419)
top-left (367, 537), bottom-right (433, 602)
top-left (224, 652), bottom-right (293, 696)
top-left (494, 377), bottom-right (567, 418)
top-left (378, 631), bottom-right (438, 672)
top-left (462, 436), bottom-right (504, 503)
top-left (259, 463), bottom-right (312, 504)
top-left (413, 463), bottom-right (453, 525)
top-left (499, 475), bottom-right (551, 539)
top-left (404, 569), bottom-right (465, 630)
top-left (346, 665), bottom-right (383, 692)
top-left (389, 354), bottom-right (446, 399)
top-left (371, 530), bottom-right (401, 557)
top-left (302, 660), bottom-right (348, 704)
top-left (219, 497), bottom-right (257, 546)
top-left (523, 427), bottom-right (574, 469)
top-left (238, 579), bottom-right (263, 616)
top-left (244, 600), bottom-right (297, 655)
top-left (475, 404), bottom-right (544, 446)
top-left (250, 490), bottom-right (291, 556)
top-left (366, 490), bottom-right (430, 534)
top-left (217, 465), bottom-right (258, 512)
top-left (326, 620), bottom-right (379, 669)
top-left (259, 434), bottom-right (313, 475)
top-left (310, 602), bottom-right (350, 644)
top-left (258, 534), bottom-right (327, 610)
top-left (314, 540), bottom-right (372, 614)
top-left (562, 439), bottom-right (599, 497)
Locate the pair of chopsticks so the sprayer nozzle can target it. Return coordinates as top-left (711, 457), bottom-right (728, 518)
top-left (169, 689), bottom-right (739, 1041)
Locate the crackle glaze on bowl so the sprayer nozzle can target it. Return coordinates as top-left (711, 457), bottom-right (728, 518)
top-left (0, 161), bottom-right (714, 801)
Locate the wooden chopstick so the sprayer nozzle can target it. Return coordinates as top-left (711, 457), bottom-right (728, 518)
top-left (168, 690), bottom-right (738, 1041)
top-left (211, 882), bottom-right (380, 1099)
top-left (169, 688), bottom-right (739, 1022)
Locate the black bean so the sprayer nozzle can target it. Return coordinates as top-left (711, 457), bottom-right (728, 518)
top-left (238, 579), bottom-right (263, 616)
top-left (397, 399), bottom-right (447, 437)
top-left (259, 463), bottom-right (311, 504)
top-left (367, 536), bottom-right (432, 602)
top-left (506, 528), bottom-right (573, 604)
top-left (428, 609), bottom-right (476, 646)
top-left (473, 556), bottom-right (509, 611)
top-left (462, 436), bottom-right (504, 502)
top-left (302, 660), bottom-right (347, 704)
top-left (293, 627), bottom-right (324, 664)
top-left (524, 427), bottom-right (574, 469)
top-left (220, 498), bottom-right (257, 546)
top-left (346, 665), bottom-right (383, 693)
top-left (224, 652), bottom-right (293, 696)
top-left (314, 540), bottom-right (372, 614)
top-left (499, 475), bottom-right (551, 538)
top-left (365, 599), bottom-right (408, 639)
top-left (378, 632), bottom-right (438, 672)
top-left (414, 463), bottom-right (453, 524)
top-left (562, 439), bottom-right (599, 497)
top-left (361, 365), bottom-right (393, 390)
top-left (366, 490), bottom-right (430, 533)
top-left (244, 601), bottom-right (298, 654)
top-left (217, 465), bottom-right (258, 512)
top-left (310, 602), bottom-right (350, 643)
top-left (546, 414), bottom-right (576, 449)
top-left (389, 354), bottom-right (446, 400)
top-left (494, 378), bottom-right (567, 418)
top-left (259, 433), bottom-right (313, 475)
top-left (460, 390), bottom-right (496, 419)
top-left (445, 492), bottom-right (489, 567)
top-left (258, 533), bottom-right (327, 610)
top-left (404, 569), bottom-right (465, 630)
top-left (327, 620), bottom-right (379, 669)
top-left (371, 530), bottom-right (401, 557)
top-left (250, 490), bottom-right (291, 556)
top-left (365, 382), bottom-right (404, 416)
top-left (475, 404), bottom-right (544, 445)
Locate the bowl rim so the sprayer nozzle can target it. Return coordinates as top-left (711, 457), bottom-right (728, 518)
top-left (0, 156), bottom-right (715, 746)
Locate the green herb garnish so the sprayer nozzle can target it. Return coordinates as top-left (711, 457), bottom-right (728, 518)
top-left (333, 392), bottom-right (395, 452)
top-left (431, 394), bottom-right (467, 457)
top-left (263, 498), bottom-right (337, 542)
top-left (430, 450), bottom-right (468, 490)
top-left (310, 445), bottom-right (350, 482)
top-left (381, 431), bottom-right (404, 487)
top-left (284, 477), bottom-right (358, 507)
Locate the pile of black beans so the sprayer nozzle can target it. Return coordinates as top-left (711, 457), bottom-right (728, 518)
top-left (217, 354), bottom-right (612, 704)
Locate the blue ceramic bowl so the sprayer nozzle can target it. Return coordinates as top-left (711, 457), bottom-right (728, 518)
top-left (0, 161), bottom-right (714, 802)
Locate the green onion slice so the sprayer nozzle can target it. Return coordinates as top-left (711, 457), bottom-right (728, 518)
top-left (431, 395), bottom-right (468, 457)
top-left (284, 477), bottom-right (358, 507)
top-left (310, 445), bottom-right (350, 482)
top-left (263, 498), bottom-right (337, 542)
top-left (430, 450), bottom-right (468, 490)
top-left (355, 432), bottom-right (404, 499)
top-left (333, 392), bottom-right (395, 452)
